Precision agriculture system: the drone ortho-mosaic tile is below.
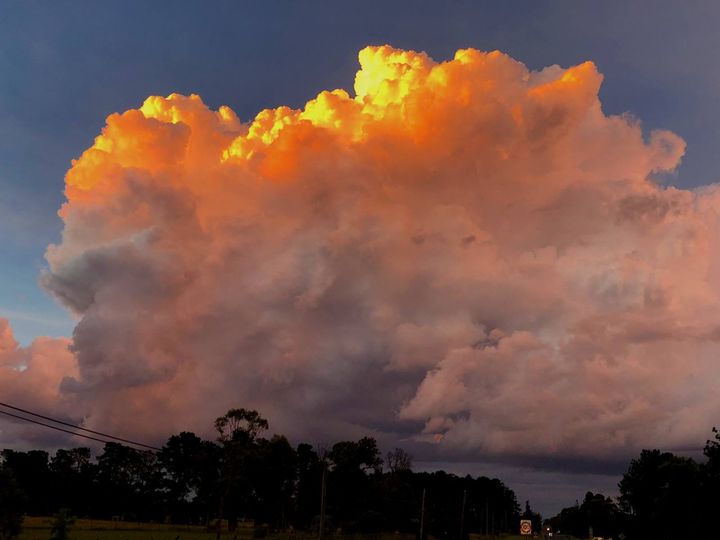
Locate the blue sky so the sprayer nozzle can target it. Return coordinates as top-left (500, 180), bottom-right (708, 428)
top-left (2, 1), bottom-right (720, 344)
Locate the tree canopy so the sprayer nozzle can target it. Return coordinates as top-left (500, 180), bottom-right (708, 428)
top-left (0, 408), bottom-right (521, 537)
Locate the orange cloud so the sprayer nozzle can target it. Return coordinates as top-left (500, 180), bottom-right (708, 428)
top-left (24, 45), bottom-right (720, 460)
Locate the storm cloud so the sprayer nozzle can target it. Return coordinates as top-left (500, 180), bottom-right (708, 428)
top-left (5, 46), bottom-right (718, 467)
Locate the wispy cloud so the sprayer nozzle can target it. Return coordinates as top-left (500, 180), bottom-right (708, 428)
top-left (0, 307), bottom-right (75, 328)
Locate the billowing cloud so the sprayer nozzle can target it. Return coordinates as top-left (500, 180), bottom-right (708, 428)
top-left (13, 45), bottom-right (720, 463)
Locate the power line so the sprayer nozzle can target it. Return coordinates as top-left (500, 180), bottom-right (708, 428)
top-left (0, 401), bottom-right (160, 451)
top-left (0, 409), bottom-right (119, 446)
top-left (0, 408), bottom-right (160, 451)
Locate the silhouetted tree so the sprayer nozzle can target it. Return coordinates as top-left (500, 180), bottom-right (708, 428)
top-left (96, 443), bottom-right (162, 520)
top-left (377, 455), bottom-right (416, 534)
top-left (701, 425), bottom-right (720, 519)
top-left (215, 408), bottom-right (269, 445)
top-left (294, 443), bottom-right (322, 529)
top-left (0, 467), bottom-right (25, 540)
top-left (522, 500), bottom-right (542, 535)
top-left (386, 447), bottom-right (413, 473)
top-left (0, 408), bottom-right (524, 537)
top-left (549, 492), bottom-right (620, 538)
top-left (704, 426), bottom-right (720, 471)
top-left (214, 408), bottom-right (268, 531)
top-left (249, 435), bottom-right (297, 528)
top-left (49, 448), bottom-right (95, 516)
top-left (619, 449), bottom-right (703, 539)
top-left (0, 449), bottom-right (50, 515)
top-left (327, 436), bottom-right (384, 532)
top-left (159, 432), bottom-right (221, 523)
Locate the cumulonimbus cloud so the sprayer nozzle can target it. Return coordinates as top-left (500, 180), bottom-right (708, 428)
top-left (6, 45), bottom-right (720, 462)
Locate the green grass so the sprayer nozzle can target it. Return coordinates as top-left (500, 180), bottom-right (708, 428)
top-left (18, 519), bottom-right (536, 540)
top-left (19, 531), bottom-right (222, 540)
top-left (19, 517), bottom-right (240, 540)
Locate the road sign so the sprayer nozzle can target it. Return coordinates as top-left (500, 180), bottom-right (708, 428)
top-left (520, 519), bottom-right (532, 535)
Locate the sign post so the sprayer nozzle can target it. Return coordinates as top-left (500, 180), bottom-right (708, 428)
top-left (520, 519), bottom-right (532, 536)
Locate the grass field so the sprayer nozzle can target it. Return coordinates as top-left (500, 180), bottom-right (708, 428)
top-left (18, 519), bottom-right (544, 540)
top-left (19, 517), bottom-right (241, 540)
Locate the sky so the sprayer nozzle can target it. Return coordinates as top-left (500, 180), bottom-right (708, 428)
top-left (2, 0), bottom-right (720, 516)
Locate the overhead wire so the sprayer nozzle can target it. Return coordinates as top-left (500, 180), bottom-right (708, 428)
top-left (0, 409), bottom-right (119, 446)
top-left (0, 401), bottom-right (160, 451)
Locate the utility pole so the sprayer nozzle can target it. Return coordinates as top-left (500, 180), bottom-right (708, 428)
top-left (419, 488), bottom-right (426, 540)
top-left (485, 498), bottom-right (489, 535)
top-left (459, 489), bottom-right (466, 540)
top-left (318, 462), bottom-right (327, 540)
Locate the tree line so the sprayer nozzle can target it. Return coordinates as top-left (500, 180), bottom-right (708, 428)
top-left (9, 407), bottom-right (717, 539)
top-left (548, 427), bottom-right (720, 539)
top-left (0, 408), bottom-right (522, 538)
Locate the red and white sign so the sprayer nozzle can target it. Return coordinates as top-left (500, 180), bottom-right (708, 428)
top-left (520, 520), bottom-right (532, 535)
